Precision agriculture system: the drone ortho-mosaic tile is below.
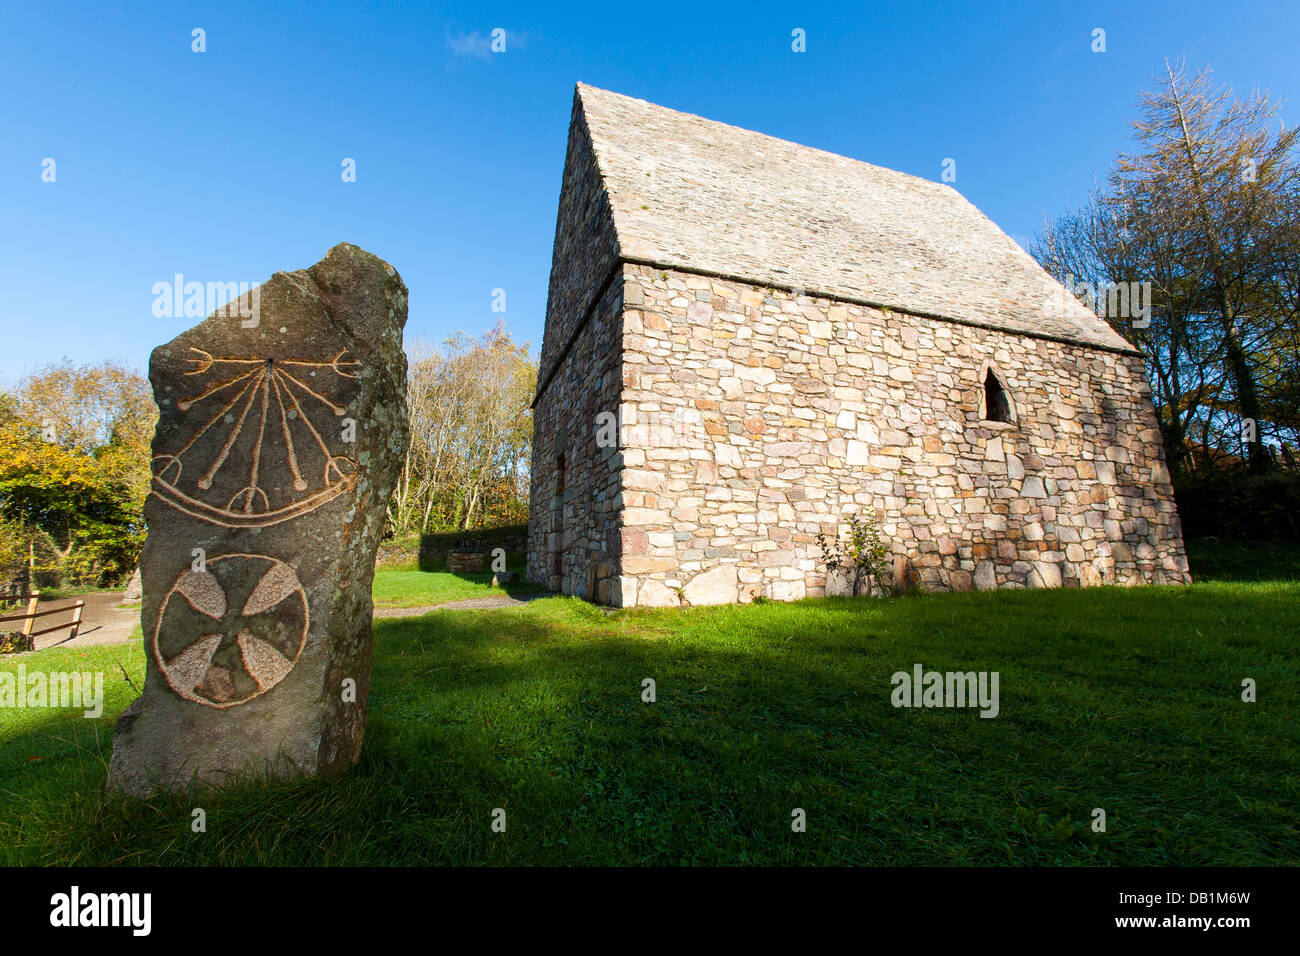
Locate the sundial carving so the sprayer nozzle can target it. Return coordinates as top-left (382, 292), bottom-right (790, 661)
top-left (150, 348), bottom-right (361, 527)
top-left (152, 553), bottom-right (308, 708)
top-left (108, 243), bottom-right (409, 798)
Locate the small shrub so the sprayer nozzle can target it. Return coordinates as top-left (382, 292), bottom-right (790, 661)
top-left (818, 508), bottom-right (893, 596)
top-left (0, 631), bottom-right (33, 655)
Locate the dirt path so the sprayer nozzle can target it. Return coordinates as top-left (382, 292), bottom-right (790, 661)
top-left (31, 592), bottom-right (140, 651)
top-left (374, 592), bottom-right (551, 618)
top-left (11, 589), bottom-right (547, 653)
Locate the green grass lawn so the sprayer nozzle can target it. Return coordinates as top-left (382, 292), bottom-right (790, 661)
top-left (1, 540), bottom-right (1296, 866)
top-left (371, 555), bottom-right (542, 608)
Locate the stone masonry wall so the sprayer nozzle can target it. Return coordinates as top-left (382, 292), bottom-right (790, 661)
top-left (527, 275), bottom-right (624, 599)
top-left (537, 92), bottom-right (621, 391)
top-left (613, 262), bottom-right (1190, 607)
top-left (528, 87), bottom-right (625, 600)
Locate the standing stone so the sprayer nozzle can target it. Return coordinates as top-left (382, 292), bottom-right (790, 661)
top-left (107, 243), bottom-right (408, 798)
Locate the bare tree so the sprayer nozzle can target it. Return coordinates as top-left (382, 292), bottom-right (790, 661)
top-left (1035, 59), bottom-right (1300, 474)
top-left (389, 323), bottom-right (536, 536)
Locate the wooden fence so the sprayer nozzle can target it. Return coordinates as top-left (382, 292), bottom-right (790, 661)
top-left (0, 591), bottom-right (85, 651)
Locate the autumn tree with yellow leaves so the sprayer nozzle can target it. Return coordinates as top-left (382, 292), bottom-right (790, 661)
top-left (0, 360), bottom-right (155, 588)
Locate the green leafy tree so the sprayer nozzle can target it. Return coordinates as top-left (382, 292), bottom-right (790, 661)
top-left (0, 360), bottom-right (154, 587)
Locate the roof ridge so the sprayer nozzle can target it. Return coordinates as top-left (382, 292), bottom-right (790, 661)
top-left (575, 82), bottom-right (955, 200)
top-left (569, 83), bottom-right (1134, 353)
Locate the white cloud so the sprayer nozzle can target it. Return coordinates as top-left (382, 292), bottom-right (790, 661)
top-left (446, 30), bottom-right (527, 62)
top-left (447, 31), bottom-right (494, 61)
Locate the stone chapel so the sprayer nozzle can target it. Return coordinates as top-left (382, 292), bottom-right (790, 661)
top-left (527, 84), bottom-right (1190, 607)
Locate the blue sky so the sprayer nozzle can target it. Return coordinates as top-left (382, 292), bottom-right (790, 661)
top-left (2, 0), bottom-right (1296, 383)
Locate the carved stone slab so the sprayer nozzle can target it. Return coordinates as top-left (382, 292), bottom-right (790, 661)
top-left (107, 243), bottom-right (408, 798)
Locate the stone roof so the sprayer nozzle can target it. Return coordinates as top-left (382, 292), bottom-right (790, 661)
top-left (576, 83), bottom-right (1135, 353)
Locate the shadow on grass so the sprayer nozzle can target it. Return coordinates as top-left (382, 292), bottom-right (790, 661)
top-left (419, 550), bottom-right (542, 597)
top-left (435, 569), bottom-right (544, 600)
top-left (3, 583), bottom-right (1295, 866)
top-left (1184, 537), bottom-right (1300, 583)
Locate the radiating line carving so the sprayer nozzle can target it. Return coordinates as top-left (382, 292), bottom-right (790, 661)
top-left (151, 348), bottom-right (360, 526)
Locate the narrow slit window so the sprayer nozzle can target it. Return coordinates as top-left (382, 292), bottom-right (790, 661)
top-left (984, 369), bottom-right (1012, 423)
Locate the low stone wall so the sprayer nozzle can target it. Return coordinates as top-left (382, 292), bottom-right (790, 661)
top-left (375, 537), bottom-right (420, 569)
top-left (417, 524), bottom-right (527, 571)
top-left (446, 551), bottom-right (486, 573)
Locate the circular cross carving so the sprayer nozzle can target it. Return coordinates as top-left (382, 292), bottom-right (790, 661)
top-left (151, 348), bottom-right (360, 527)
top-left (152, 553), bottom-right (309, 708)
